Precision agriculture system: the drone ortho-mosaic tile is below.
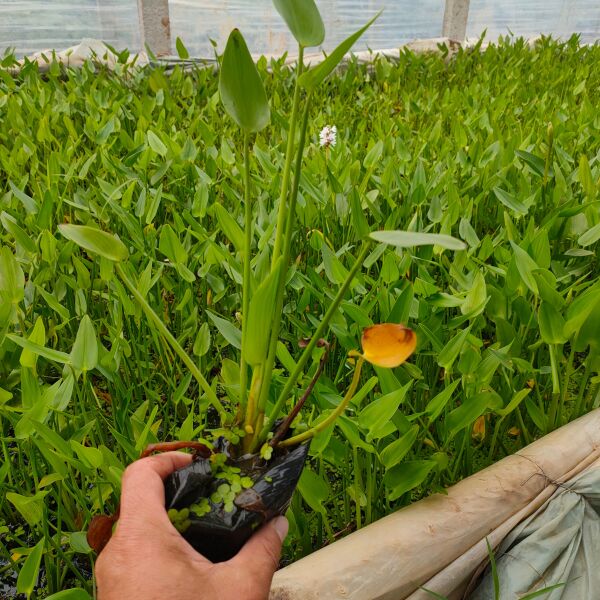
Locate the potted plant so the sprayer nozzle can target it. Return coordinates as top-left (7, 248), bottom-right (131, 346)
top-left (58, 0), bottom-right (465, 562)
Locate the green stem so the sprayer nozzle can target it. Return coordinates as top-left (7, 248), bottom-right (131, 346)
top-left (116, 263), bottom-right (227, 420)
top-left (260, 242), bottom-right (371, 443)
top-left (365, 453), bottom-right (373, 525)
top-left (249, 93), bottom-right (313, 448)
top-left (353, 446), bottom-right (362, 530)
top-left (282, 95), bottom-right (312, 264)
top-left (271, 45), bottom-right (304, 268)
top-left (243, 365), bottom-right (263, 449)
top-left (548, 344), bottom-right (561, 428)
top-left (239, 132), bottom-right (252, 416)
top-left (278, 357), bottom-right (365, 447)
top-left (574, 361), bottom-right (592, 417)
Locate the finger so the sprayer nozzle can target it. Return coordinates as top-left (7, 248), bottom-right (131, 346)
top-left (119, 452), bottom-right (193, 524)
top-left (228, 517), bottom-right (288, 587)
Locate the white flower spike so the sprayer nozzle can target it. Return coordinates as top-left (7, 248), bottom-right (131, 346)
top-left (319, 125), bottom-right (337, 149)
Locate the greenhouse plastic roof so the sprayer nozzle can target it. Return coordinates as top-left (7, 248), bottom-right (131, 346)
top-left (1, 0), bottom-right (599, 58)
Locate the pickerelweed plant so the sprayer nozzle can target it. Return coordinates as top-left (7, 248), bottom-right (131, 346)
top-left (57, 0), bottom-right (465, 460)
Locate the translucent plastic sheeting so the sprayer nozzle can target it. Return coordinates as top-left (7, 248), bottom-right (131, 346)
top-left (470, 458), bottom-right (600, 599)
top-left (467, 0), bottom-right (600, 44)
top-left (2, 1), bottom-right (599, 58)
top-left (0, 0), bottom-right (140, 56)
top-left (169, 0), bottom-right (444, 58)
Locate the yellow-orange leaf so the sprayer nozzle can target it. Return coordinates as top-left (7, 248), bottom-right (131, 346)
top-left (508, 427), bottom-right (521, 438)
top-left (361, 323), bottom-right (416, 368)
top-left (472, 415), bottom-right (486, 441)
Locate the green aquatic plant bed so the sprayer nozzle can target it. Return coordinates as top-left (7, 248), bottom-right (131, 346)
top-left (1, 35), bottom-right (600, 596)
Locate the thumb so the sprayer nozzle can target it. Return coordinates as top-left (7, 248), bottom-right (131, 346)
top-left (229, 517), bottom-right (288, 587)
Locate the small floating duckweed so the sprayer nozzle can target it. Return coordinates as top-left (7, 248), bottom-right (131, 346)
top-left (190, 497), bottom-right (211, 518)
top-left (168, 507), bottom-right (191, 533)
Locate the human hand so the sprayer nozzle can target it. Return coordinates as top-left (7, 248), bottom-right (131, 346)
top-left (95, 452), bottom-right (288, 600)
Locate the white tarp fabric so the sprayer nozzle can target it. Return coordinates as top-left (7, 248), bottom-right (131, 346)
top-left (271, 410), bottom-right (600, 600)
top-left (470, 457), bottom-right (600, 599)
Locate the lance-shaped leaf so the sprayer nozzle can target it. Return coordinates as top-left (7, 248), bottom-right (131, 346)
top-left (219, 29), bottom-right (270, 133)
top-left (244, 258), bottom-right (283, 366)
top-left (16, 539), bottom-right (45, 597)
top-left (70, 315), bottom-right (98, 373)
top-left (58, 224), bottom-right (128, 262)
top-left (370, 230), bottom-right (467, 251)
top-left (273, 0), bottom-right (325, 47)
top-left (299, 12), bottom-right (380, 91)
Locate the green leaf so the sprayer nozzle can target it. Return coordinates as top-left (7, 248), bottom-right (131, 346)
top-left (370, 230), bottom-right (467, 251)
top-left (58, 224), bottom-right (128, 262)
top-left (9, 181), bottom-right (38, 214)
top-left (538, 302), bottom-right (567, 344)
top-left (383, 459), bottom-right (437, 501)
top-left (207, 311), bottom-right (242, 349)
top-left (445, 392), bottom-right (494, 438)
top-left (70, 315), bottom-right (98, 372)
top-left (510, 242), bottom-right (539, 295)
top-left (219, 29), bottom-right (270, 132)
top-left (578, 222), bottom-right (600, 246)
top-left (492, 187), bottom-right (528, 215)
top-left (363, 140), bottom-right (384, 169)
top-left (321, 239), bottom-right (349, 284)
top-left (1, 211), bottom-right (37, 253)
top-left (175, 37), bottom-right (190, 59)
top-left (193, 322), bottom-right (211, 357)
top-left (7, 335), bottom-right (71, 365)
top-left (437, 327), bottom-right (471, 371)
top-left (578, 155), bottom-right (596, 199)
top-left (298, 468), bottom-right (330, 513)
top-left (46, 589), bottom-right (93, 600)
top-left (19, 317), bottom-right (46, 370)
top-left (496, 388), bottom-right (531, 417)
top-left (358, 381), bottom-right (412, 440)
top-left (565, 282), bottom-right (600, 338)
top-left (486, 538), bottom-right (500, 600)
top-left (17, 539), bottom-right (45, 598)
top-left (159, 224), bottom-right (188, 264)
top-left (336, 416), bottom-right (375, 453)
top-left (95, 118), bottom-right (115, 145)
top-left (70, 440), bottom-right (103, 469)
top-left (212, 203), bottom-right (245, 253)
top-left (525, 396), bottom-right (547, 431)
top-left (0, 245), bottom-right (25, 304)
top-left (299, 12), bottom-right (380, 91)
top-left (532, 270), bottom-right (564, 308)
top-left (418, 587), bottom-right (448, 600)
top-left (273, 0), bottom-right (325, 47)
top-left (147, 130), bottom-right (167, 157)
top-left (244, 259), bottom-right (283, 366)
top-left (516, 150), bottom-right (545, 177)
top-left (461, 271), bottom-right (487, 316)
top-left (68, 532), bottom-right (92, 554)
top-left (519, 583), bottom-right (568, 599)
top-left (425, 379), bottom-right (461, 422)
top-left (6, 491), bottom-right (48, 527)
top-left (379, 425), bottom-right (419, 469)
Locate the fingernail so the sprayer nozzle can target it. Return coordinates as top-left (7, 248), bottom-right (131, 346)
top-left (272, 516), bottom-right (289, 542)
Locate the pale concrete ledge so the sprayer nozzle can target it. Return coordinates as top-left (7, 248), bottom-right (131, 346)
top-left (270, 409), bottom-right (600, 600)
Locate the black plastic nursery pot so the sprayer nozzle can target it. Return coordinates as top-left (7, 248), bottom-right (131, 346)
top-left (164, 440), bottom-right (310, 562)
